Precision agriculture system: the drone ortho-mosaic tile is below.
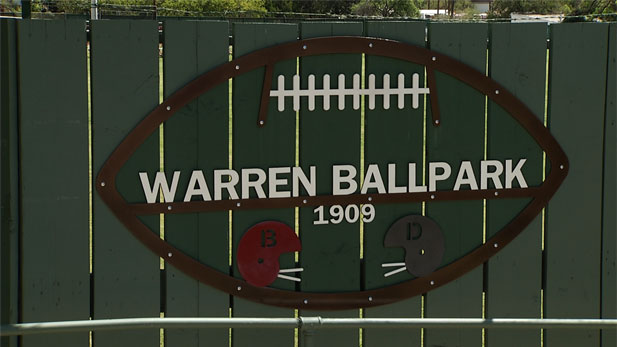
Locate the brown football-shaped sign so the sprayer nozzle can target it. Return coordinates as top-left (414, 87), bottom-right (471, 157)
top-left (96, 37), bottom-right (568, 310)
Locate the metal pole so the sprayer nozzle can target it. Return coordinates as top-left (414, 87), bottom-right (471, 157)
top-left (316, 318), bottom-right (617, 329)
top-left (21, 0), bottom-right (31, 19)
top-left (299, 317), bottom-right (322, 347)
top-left (90, 0), bottom-right (98, 20)
top-left (1, 318), bottom-right (300, 337)
top-left (2, 317), bottom-right (616, 337)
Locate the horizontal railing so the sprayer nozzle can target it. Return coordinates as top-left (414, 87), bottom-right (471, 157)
top-left (2, 317), bottom-right (616, 337)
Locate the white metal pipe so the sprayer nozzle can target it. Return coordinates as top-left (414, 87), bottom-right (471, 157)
top-left (90, 0), bottom-right (98, 20)
top-left (1, 317), bottom-right (616, 337)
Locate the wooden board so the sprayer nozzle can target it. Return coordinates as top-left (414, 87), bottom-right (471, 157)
top-left (362, 20), bottom-right (425, 347)
top-left (17, 19), bottom-right (90, 347)
top-left (601, 22), bottom-right (616, 347)
top-left (91, 20), bottom-right (160, 347)
top-left (485, 22), bottom-right (547, 347)
top-left (163, 20), bottom-right (230, 347)
top-left (545, 22), bottom-right (609, 347)
top-left (424, 22), bottom-right (487, 347)
top-left (0, 17), bottom-right (19, 347)
top-left (0, 17), bottom-right (9, 347)
top-left (231, 23), bottom-right (298, 347)
top-left (298, 21), bottom-right (364, 347)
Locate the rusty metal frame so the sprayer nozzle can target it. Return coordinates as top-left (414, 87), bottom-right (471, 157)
top-left (96, 36), bottom-right (568, 310)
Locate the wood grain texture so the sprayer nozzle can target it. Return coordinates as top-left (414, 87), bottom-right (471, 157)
top-left (362, 20), bottom-right (425, 347)
top-left (91, 20), bottom-right (160, 347)
top-left (18, 19), bottom-right (90, 347)
top-left (424, 22), bottom-right (487, 347)
top-left (163, 20), bottom-right (230, 347)
top-left (298, 21), bottom-right (364, 347)
top-left (601, 22), bottom-right (616, 347)
top-left (485, 22), bottom-right (547, 347)
top-left (0, 17), bottom-right (19, 347)
top-left (231, 23), bottom-right (298, 347)
top-left (545, 22), bottom-right (609, 347)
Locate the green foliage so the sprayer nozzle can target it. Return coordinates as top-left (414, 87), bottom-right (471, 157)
top-left (26, 0), bottom-right (268, 16)
top-left (264, 0), bottom-right (294, 12)
top-left (290, 0), bottom-right (358, 15)
top-left (561, 0), bottom-right (616, 16)
top-left (351, 0), bottom-right (420, 17)
top-left (159, 0), bottom-right (266, 16)
top-left (454, 0), bottom-right (474, 11)
top-left (55, 0), bottom-right (91, 15)
top-left (30, 0), bottom-right (155, 16)
top-left (17, 0), bottom-right (617, 19)
top-left (489, 0), bottom-right (616, 18)
top-left (488, 0), bottom-right (564, 17)
top-left (0, 0), bottom-right (20, 15)
top-left (455, 0), bottom-right (478, 18)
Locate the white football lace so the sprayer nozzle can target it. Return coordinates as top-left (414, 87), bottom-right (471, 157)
top-left (382, 262), bottom-right (408, 278)
top-left (270, 73), bottom-right (429, 112)
top-left (277, 267), bottom-right (304, 282)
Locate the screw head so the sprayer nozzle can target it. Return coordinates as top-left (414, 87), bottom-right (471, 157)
top-left (166, 105), bottom-right (171, 111)
top-left (303, 199), bottom-right (307, 204)
top-left (303, 299), bottom-right (308, 304)
top-left (493, 243), bottom-right (499, 248)
top-left (430, 280), bottom-right (435, 285)
top-left (430, 194), bottom-right (435, 199)
top-left (235, 65), bottom-right (240, 70)
top-left (494, 191), bottom-right (499, 196)
top-left (167, 205), bottom-right (172, 210)
top-left (368, 296), bottom-right (373, 301)
top-left (435, 120), bottom-right (440, 125)
top-left (259, 120), bottom-right (264, 125)
top-left (302, 45), bottom-right (307, 50)
top-left (369, 43), bottom-right (373, 48)
top-left (560, 165), bottom-right (564, 169)
top-left (495, 90), bottom-right (500, 95)
top-left (368, 197), bottom-right (373, 202)
top-left (100, 182), bottom-right (106, 187)
top-left (432, 56), bottom-right (437, 61)
top-left (237, 286), bottom-right (242, 291)
top-left (236, 202), bottom-right (241, 207)
top-left (167, 252), bottom-right (172, 257)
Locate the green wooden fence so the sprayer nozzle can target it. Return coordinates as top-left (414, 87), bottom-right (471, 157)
top-left (1, 18), bottom-right (615, 347)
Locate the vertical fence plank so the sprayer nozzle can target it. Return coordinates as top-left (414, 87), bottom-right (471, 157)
top-left (299, 21), bottom-right (363, 347)
top-left (363, 20), bottom-right (425, 347)
top-left (163, 20), bottom-right (230, 347)
top-left (545, 22), bottom-right (609, 347)
top-left (91, 20), bottom-right (160, 347)
top-left (0, 17), bottom-right (19, 347)
top-left (424, 22), bottom-right (487, 347)
top-left (231, 22), bottom-right (298, 347)
top-left (601, 22), bottom-right (616, 347)
top-left (485, 23), bottom-right (547, 347)
top-left (17, 19), bottom-right (90, 347)
top-left (0, 17), bottom-right (9, 347)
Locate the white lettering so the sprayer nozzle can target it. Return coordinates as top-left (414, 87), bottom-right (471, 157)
top-left (408, 163), bottom-right (427, 193)
top-left (505, 159), bottom-right (528, 188)
top-left (481, 160), bottom-right (503, 190)
top-left (241, 168), bottom-right (267, 199)
top-left (214, 169), bottom-right (239, 200)
top-left (453, 161), bottom-right (479, 191)
top-left (333, 165), bottom-right (357, 195)
top-left (269, 167), bottom-right (291, 198)
top-left (183, 170), bottom-right (211, 202)
top-left (429, 162), bottom-right (451, 192)
top-left (139, 171), bottom-right (180, 203)
top-left (293, 166), bottom-right (316, 197)
top-left (388, 163), bottom-right (407, 193)
top-left (361, 164), bottom-right (386, 194)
